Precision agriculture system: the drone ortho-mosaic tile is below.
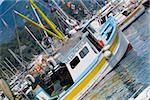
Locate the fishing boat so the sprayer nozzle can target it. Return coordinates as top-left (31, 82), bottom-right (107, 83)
top-left (0, 0), bottom-right (132, 100)
top-left (29, 16), bottom-right (130, 100)
top-left (97, 0), bottom-right (145, 30)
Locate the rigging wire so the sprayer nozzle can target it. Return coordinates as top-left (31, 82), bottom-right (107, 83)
top-left (5, 57), bottom-right (18, 72)
top-left (13, 13), bottom-right (24, 63)
top-left (30, 4), bottom-right (49, 37)
top-left (0, 0), bottom-right (20, 17)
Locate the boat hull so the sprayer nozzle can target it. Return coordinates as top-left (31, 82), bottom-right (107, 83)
top-left (61, 29), bottom-right (130, 100)
top-left (119, 5), bottom-right (145, 30)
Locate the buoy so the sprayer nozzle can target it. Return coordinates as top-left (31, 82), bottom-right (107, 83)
top-left (104, 50), bottom-right (112, 60)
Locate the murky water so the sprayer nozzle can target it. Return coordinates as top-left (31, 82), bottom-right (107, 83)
top-left (83, 8), bottom-right (150, 100)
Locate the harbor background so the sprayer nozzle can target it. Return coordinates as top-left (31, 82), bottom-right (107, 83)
top-left (0, 0), bottom-right (150, 100)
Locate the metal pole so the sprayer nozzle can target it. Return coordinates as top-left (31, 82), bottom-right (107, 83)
top-left (3, 61), bottom-right (16, 75)
top-left (8, 49), bottom-right (26, 69)
top-left (95, 0), bottom-right (102, 8)
top-left (56, 11), bottom-right (69, 28)
top-left (14, 10), bottom-right (62, 40)
top-left (31, 5), bottom-right (49, 37)
top-left (5, 57), bottom-right (18, 72)
top-left (0, 67), bottom-right (10, 79)
top-left (0, 63), bottom-right (14, 76)
top-left (28, 0), bottom-right (64, 40)
top-left (25, 26), bottom-right (48, 55)
top-left (80, 0), bottom-right (91, 14)
top-left (51, 0), bottom-right (69, 19)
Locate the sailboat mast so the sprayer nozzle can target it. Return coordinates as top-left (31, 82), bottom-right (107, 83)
top-left (28, 0), bottom-right (64, 40)
top-left (14, 10), bottom-right (62, 40)
top-left (0, 63), bottom-right (14, 76)
top-left (80, 0), bottom-right (91, 14)
top-left (51, 0), bottom-right (69, 19)
top-left (5, 57), bottom-right (18, 73)
top-left (3, 61), bottom-right (16, 75)
top-left (0, 67), bottom-right (10, 79)
top-left (8, 49), bottom-right (26, 69)
top-left (55, 11), bottom-right (71, 28)
top-left (94, 0), bottom-right (102, 8)
top-left (30, 5), bottom-right (49, 37)
top-left (25, 26), bottom-right (48, 55)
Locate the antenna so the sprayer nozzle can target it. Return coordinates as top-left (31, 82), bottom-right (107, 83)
top-left (25, 26), bottom-right (48, 55)
top-left (8, 49), bottom-right (26, 69)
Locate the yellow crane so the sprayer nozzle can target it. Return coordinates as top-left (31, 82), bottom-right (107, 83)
top-left (15, 0), bottom-right (65, 40)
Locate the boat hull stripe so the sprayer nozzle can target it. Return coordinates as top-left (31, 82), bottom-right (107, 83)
top-left (64, 34), bottom-right (119, 100)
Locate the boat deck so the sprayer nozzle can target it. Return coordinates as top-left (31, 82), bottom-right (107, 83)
top-left (56, 31), bottom-right (85, 61)
top-left (83, 7), bottom-right (150, 100)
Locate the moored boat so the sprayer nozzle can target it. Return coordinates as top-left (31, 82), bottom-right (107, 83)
top-left (0, 1), bottom-right (132, 99)
top-left (97, 0), bottom-right (145, 30)
top-left (31, 16), bottom-right (130, 100)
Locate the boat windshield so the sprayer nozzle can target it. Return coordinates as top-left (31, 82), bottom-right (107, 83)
top-left (88, 18), bottom-right (101, 33)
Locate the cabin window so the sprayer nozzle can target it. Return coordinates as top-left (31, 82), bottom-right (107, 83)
top-left (79, 46), bottom-right (89, 58)
top-left (122, 11), bottom-right (128, 16)
top-left (82, 28), bottom-right (88, 33)
top-left (101, 16), bottom-right (106, 24)
top-left (87, 25), bottom-right (96, 34)
top-left (70, 56), bottom-right (80, 69)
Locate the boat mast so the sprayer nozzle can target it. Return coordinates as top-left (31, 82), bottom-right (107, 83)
top-left (28, 0), bottom-right (64, 40)
top-left (47, 0), bottom-right (78, 28)
top-left (0, 67), bottom-right (10, 79)
top-left (8, 49), bottom-right (26, 69)
top-left (1, 18), bottom-right (9, 28)
top-left (51, 0), bottom-right (69, 19)
top-left (0, 63), bottom-right (14, 76)
top-left (14, 10), bottom-right (62, 40)
top-left (5, 57), bottom-right (18, 73)
top-left (3, 61), bottom-right (16, 75)
top-left (94, 0), bottom-right (103, 8)
top-left (80, 0), bottom-right (91, 14)
top-left (30, 5), bottom-right (49, 37)
top-left (25, 26), bottom-right (48, 55)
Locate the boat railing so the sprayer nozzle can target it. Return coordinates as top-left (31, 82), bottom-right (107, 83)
top-left (99, 16), bottom-right (117, 45)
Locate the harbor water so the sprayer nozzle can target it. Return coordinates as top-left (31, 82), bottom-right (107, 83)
top-left (83, 8), bottom-right (150, 100)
